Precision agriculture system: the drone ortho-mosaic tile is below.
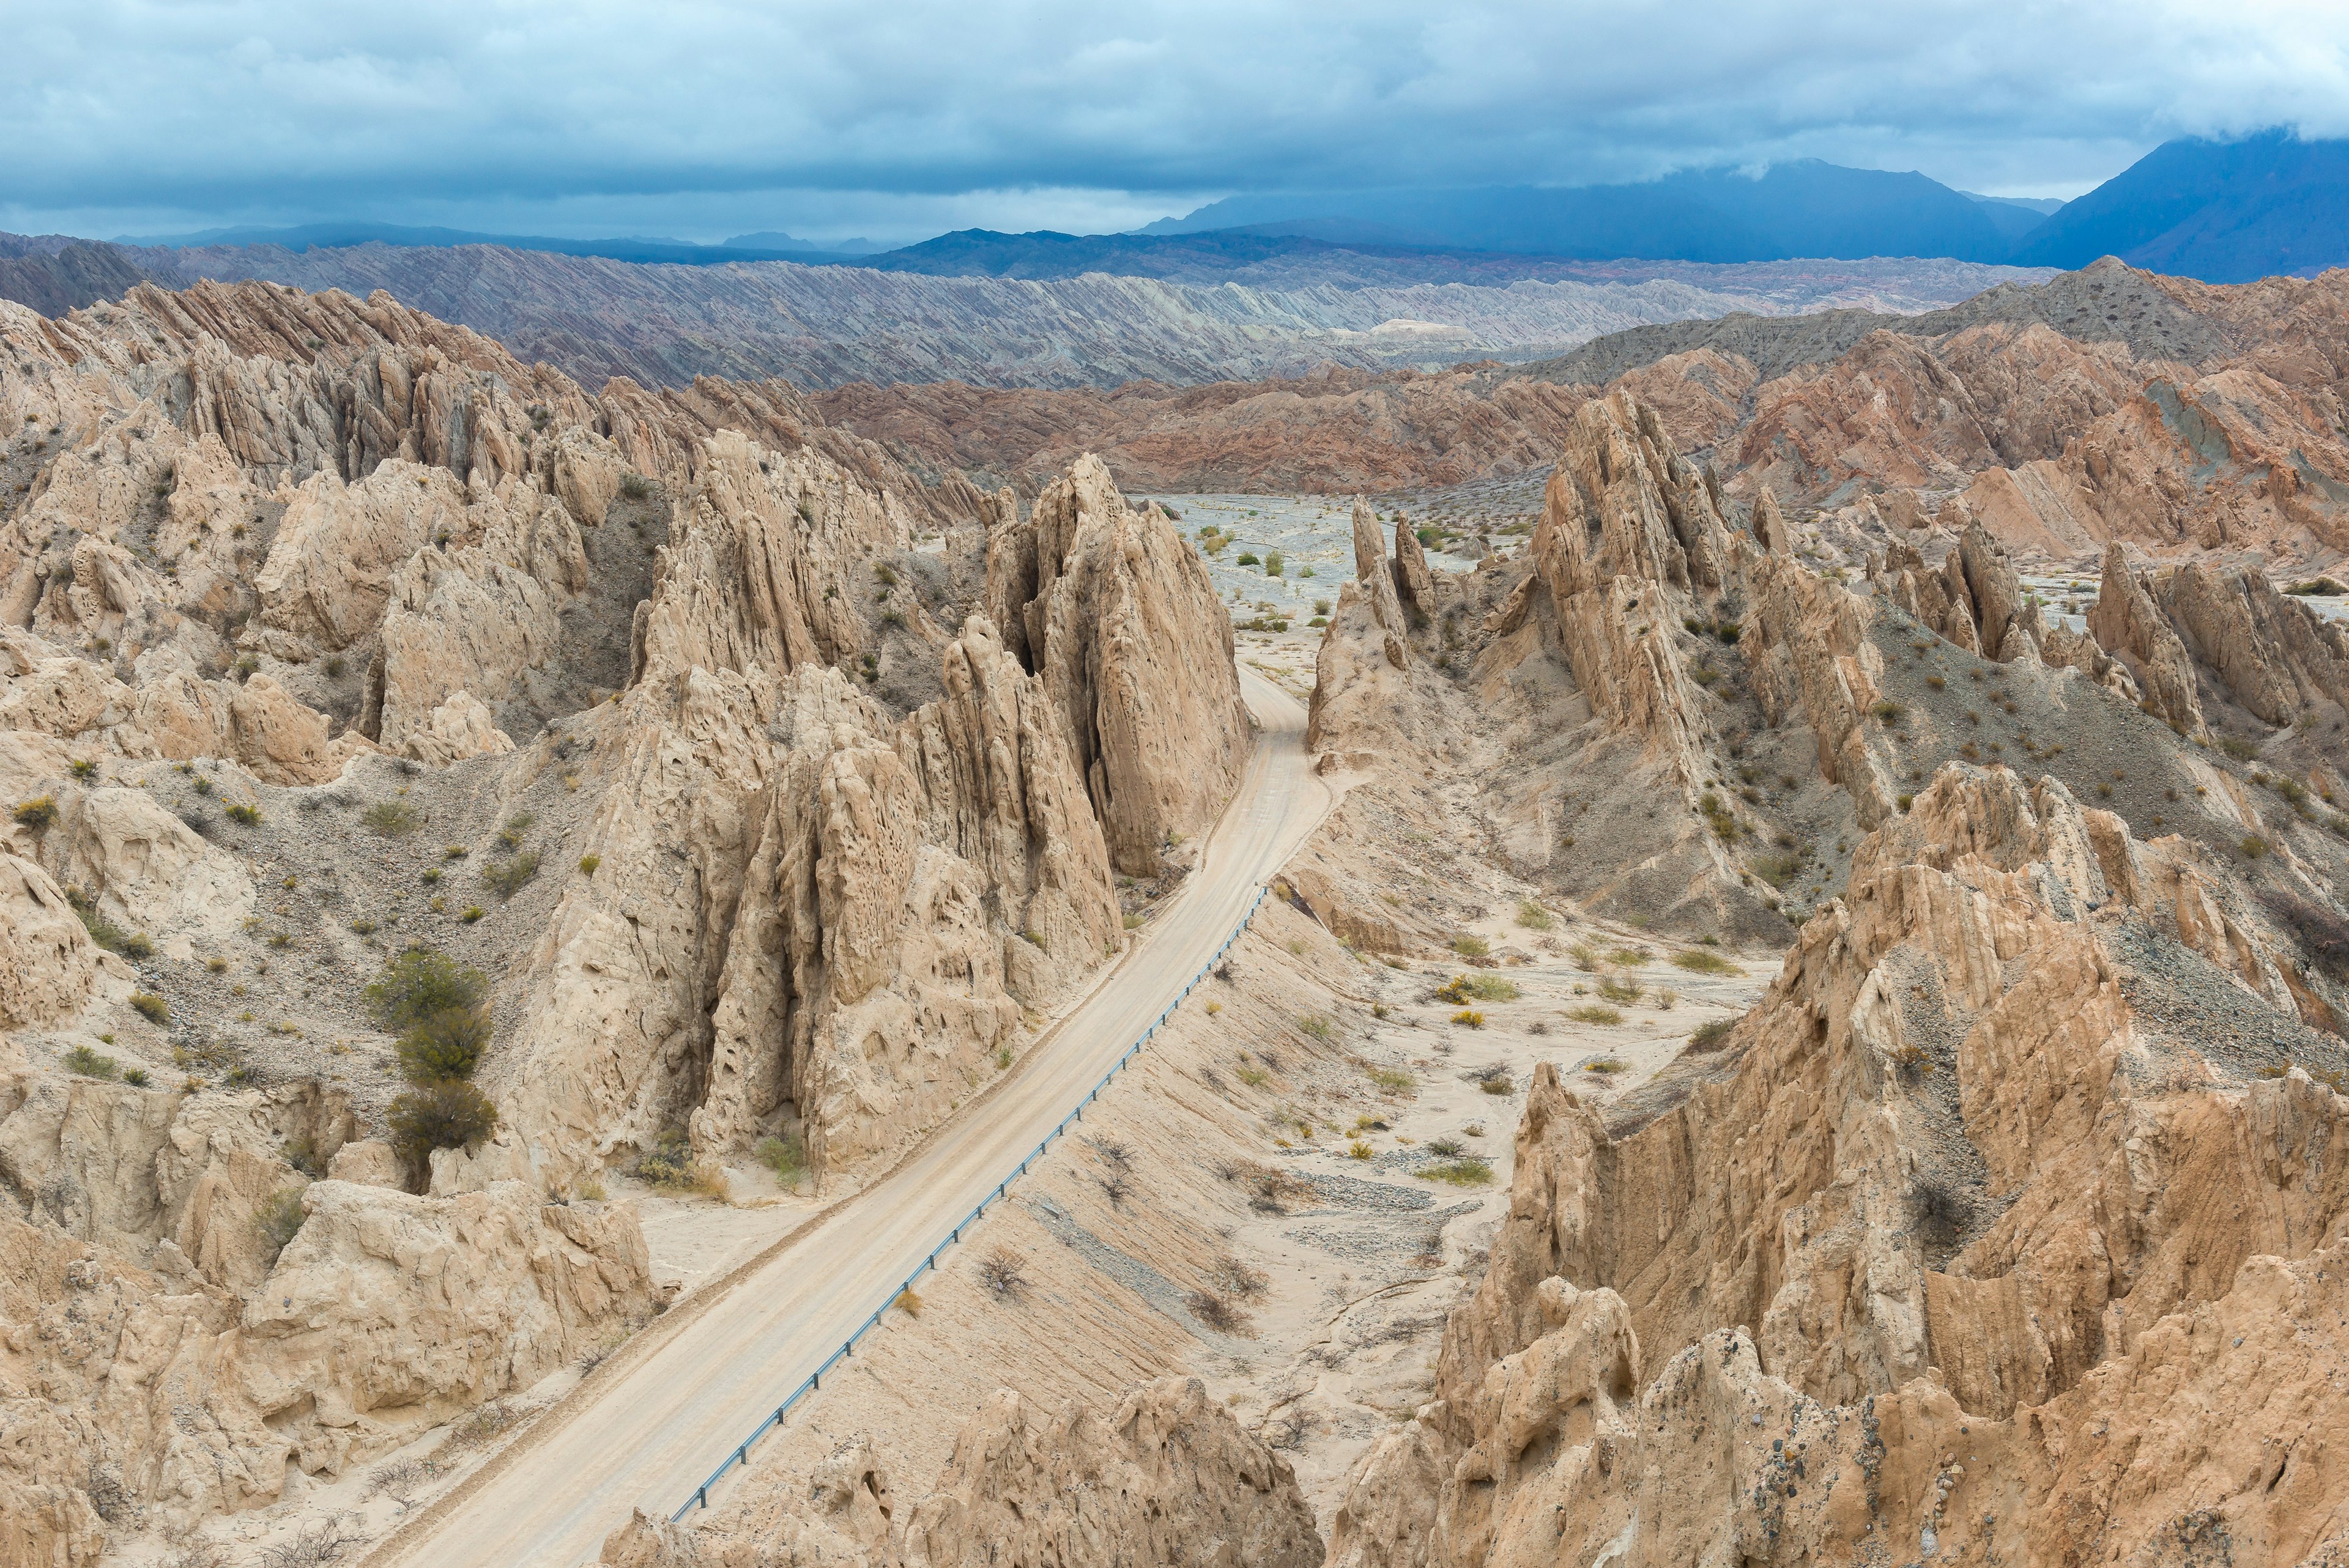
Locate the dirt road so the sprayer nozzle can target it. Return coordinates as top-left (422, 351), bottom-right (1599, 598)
top-left (380, 670), bottom-right (1323, 1566)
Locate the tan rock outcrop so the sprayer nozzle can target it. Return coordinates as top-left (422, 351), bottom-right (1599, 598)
top-left (2087, 541), bottom-right (2206, 734)
top-left (987, 455), bottom-right (1247, 875)
top-left (1330, 761), bottom-right (2349, 1567)
top-left (0, 851), bottom-right (101, 1029)
top-left (622, 1377), bottom-right (1322, 1568)
top-left (2152, 559), bottom-right (2349, 727)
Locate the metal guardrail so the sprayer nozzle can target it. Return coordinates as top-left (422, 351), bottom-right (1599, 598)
top-left (672, 884), bottom-right (1270, 1518)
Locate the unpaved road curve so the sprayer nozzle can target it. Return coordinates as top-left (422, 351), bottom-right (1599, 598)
top-left (384, 670), bottom-right (1323, 1567)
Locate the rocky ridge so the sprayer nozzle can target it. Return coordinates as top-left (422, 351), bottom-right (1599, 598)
top-left (0, 278), bottom-right (1249, 1562)
top-left (1324, 764), bottom-right (2349, 1566)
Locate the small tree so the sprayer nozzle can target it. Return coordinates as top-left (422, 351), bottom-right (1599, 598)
top-left (364, 947), bottom-right (489, 1032)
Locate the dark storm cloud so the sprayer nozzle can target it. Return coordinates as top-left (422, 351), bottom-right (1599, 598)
top-left (3, 0), bottom-right (2345, 239)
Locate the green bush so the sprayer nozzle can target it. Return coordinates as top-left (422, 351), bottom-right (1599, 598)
top-left (482, 851), bottom-right (541, 900)
top-left (757, 1133), bottom-right (807, 1185)
top-left (1672, 949), bottom-right (1735, 975)
top-left (387, 1079), bottom-right (500, 1166)
top-left (1465, 974), bottom-right (1519, 1002)
top-left (12, 795), bottom-right (57, 831)
top-left (63, 1044), bottom-right (119, 1079)
top-left (1262, 550), bottom-right (1285, 577)
top-left (579, 854), bottom-right (601, 876)
top-left (1514, 900), bottom-right (1553, 931)
top-left (1422, 1155), bottom-right (1493, 1186)
top-left (395, 1007), bottom-right (492, 1085)
top-left (1688, 1018), bottom-right (1736, 1051)
top-left (1450, 934), bottom-right (1488, 958)
top-left (1234, 552), bottom-right (1260, 566)
top-left (1566, 1004), bottom-right (1624, 1024)
top-left (225, 802), bottom-right (261, 826)
top-left (495, 812), bottom-right (535, 850)
top-left (256, 1185), bottom-right (309, 1262)
top-left (364, 947), bottom-right (489, 1032)
top-left (362, 801), bottom-right (420, 837)
top-left (129, 992), bottom-right (169, 1023)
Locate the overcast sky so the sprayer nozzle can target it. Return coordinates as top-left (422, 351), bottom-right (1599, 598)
top-left (4, 0), bottom-right (2346, 246)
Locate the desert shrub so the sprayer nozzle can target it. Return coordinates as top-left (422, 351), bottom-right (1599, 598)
top-left (394, 1007), bottom-right (492, 1085)
top-left (1235, 552), bottom-right (1260, 566)
top-left (1297, 1013), bottom-right (1332, 1040)
top-left (1366, 1065), bottom-right (1414, 1092)
top-left (461, 906), bottom-right (485, 923)
top-left (12, 795), bottom-right (56, 831)
top-left (757, 1133), bottom-right (807, 1185)
top-left (2260, 890), bottom-right (2349, 981)
top-left (1348, 1138), bottom-right (1373, 1159)
top-left (1464, 974), bottom-right (1519, 1002)
top-left (69, 758), bottom-right (97, 780)
top-left (619, 474), bottom-right (651, 500)
top-left (388, 1080), bottom-right (499, 1165)
top-left (1583, 1057), bottom-right (1628, 1074)
top-left (1514, 899), bottom-right (1553, 931)
top-left (2219, 735), bottom-right (2260, 760)
top-left (63, 1044), bottom-right (119, 1079)
top-left (1261, 551), bottom-right (1284, 577)
top-left (483, 851), bottom-right (541, 899)
top-left (1451, 1008), bottom-right (1485, 1028)
top-left (1568, 942), bottom-right (1600, 971)
top-left (1237, 1065), bottom-right (1270, 1087)
top-left (255, 1185), bottom-right (308, 1262)
top-left (2241, 835), bottom-right (2271, 860)
top-left (1422, 1155), bottom-right (1493, 1186)
top-left (1871, 700), bottom-right (1904, 724)
top-left (1687, 1018), bottom-right (1735, 1051)
top-left (1477, 1070), bottom-right (1512, 1093)
top-left (1211, 1254), bottom-right (1269, 1298)
top-left (365, 947), bottom-right (488, 1032)
top-left (1891, 1041), bottom-right (1934, 1076)
top-left (1451, 933), bottom-right (1488, 958)
top-left (123, 1067), bottom-right (150, 1086)
top-left (579, 854), bottom-right (601, 876)
top-left (1596, 974), bottom-right (1642, 1005)
top-left (1567, 1004), bottom-right (1624, 1024)
top-left (495, 811), bottom-right (535, 849)
top-left (225, 803), bottom-right (261, 826)
top-left (130, 991), bottom-right (169, 1023)
top-left (2289, 577), bottom-right (2348, 595)
top-left (633, 1128), bottom-right (724, 1195)
top-left (978, 1248), bottom-right (1029, 1298)
top-left (1608, 945), bottom-right (1650, 966)
top-left (1187, 1289), bottom-right (1250, 1333)
top-left (73, 900), bottom-right (154, 959)
top-left (1672, 949), bottom-right (1735, 974)
top-left (362, 800), bottom-right (419, 837)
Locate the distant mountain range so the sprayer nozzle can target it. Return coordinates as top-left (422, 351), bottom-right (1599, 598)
top-left (111, 221), bottom-right (880, 264)
top-left (1140, 133), bottom-right (2349, 283)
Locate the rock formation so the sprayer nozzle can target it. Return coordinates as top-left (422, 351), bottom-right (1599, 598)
top-left (598, 1377), bottom-right (1322, 1568)
top-left (1329, 763), bottom-right (2349, 1566)
top-left (986, 454), bottom-right (1247, 875)
top-left (2086, 541), bottom-right (2206, 733)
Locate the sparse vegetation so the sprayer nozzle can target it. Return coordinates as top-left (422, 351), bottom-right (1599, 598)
top-left (633, 1129), bottom-right (727, 1197)
top-left (63, 1044), bottom-right (120, 1078)
top-left (129, 992), bottom-right (169, 1023)
top-left (1566, 1004), bottom-right (1624, 1024)
top-left (1672, 949), bottom-right (1735, 975)
top-left (978, 1248), bottom-right (1030, 1298)
top-left (387, 1078), bottom-right (500, 1167)
top-left (394, 1006), bottom-right (492, 1085)
top-left (225, 802), bottom-right (261, 826)
top-left (362, 800), bottom-right (420, 837)
top-left (1366, 1065), bottom-right (1414, 1092)
top-left (1688, 1018), bottom-right (1735, 1051)
top-left (1595, 974), bottom-right (1643, 1005)
top-left (255, 1185), bottom-right (308, 1262)
top-left (1450, 933), bottom-right (1488, 958)
top-left (366, 947), bottom-right (489, 1031)
top-left (1451, 1008), bottom-right (1486, 1028)
top-left (1514, 899), bottom-right (1553, 931)
top-left (1422, 1154), bottom-right (1494, 1186)
top-left (579, 854), bottom-right (601, 876)
top-left (758, 1133), bottom-right (807, 1185)
top-left (483, 851), bottom-right (541, 898)
top-left (12, 795), bottom-right (57, 831)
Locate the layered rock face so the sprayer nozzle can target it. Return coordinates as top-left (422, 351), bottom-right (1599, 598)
top-left (598, 1377), bottom-right (1323, 1568)
top-left (0, 1062), bottom-right (656, 1564)
top-left (1329, 764), bottom-right (2349, 1566)
top-left (987, 454), bottom-right (1247, 875)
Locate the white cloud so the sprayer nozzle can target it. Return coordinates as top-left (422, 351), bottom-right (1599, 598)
top-left (2, 0), bottom-right (2344, 239)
